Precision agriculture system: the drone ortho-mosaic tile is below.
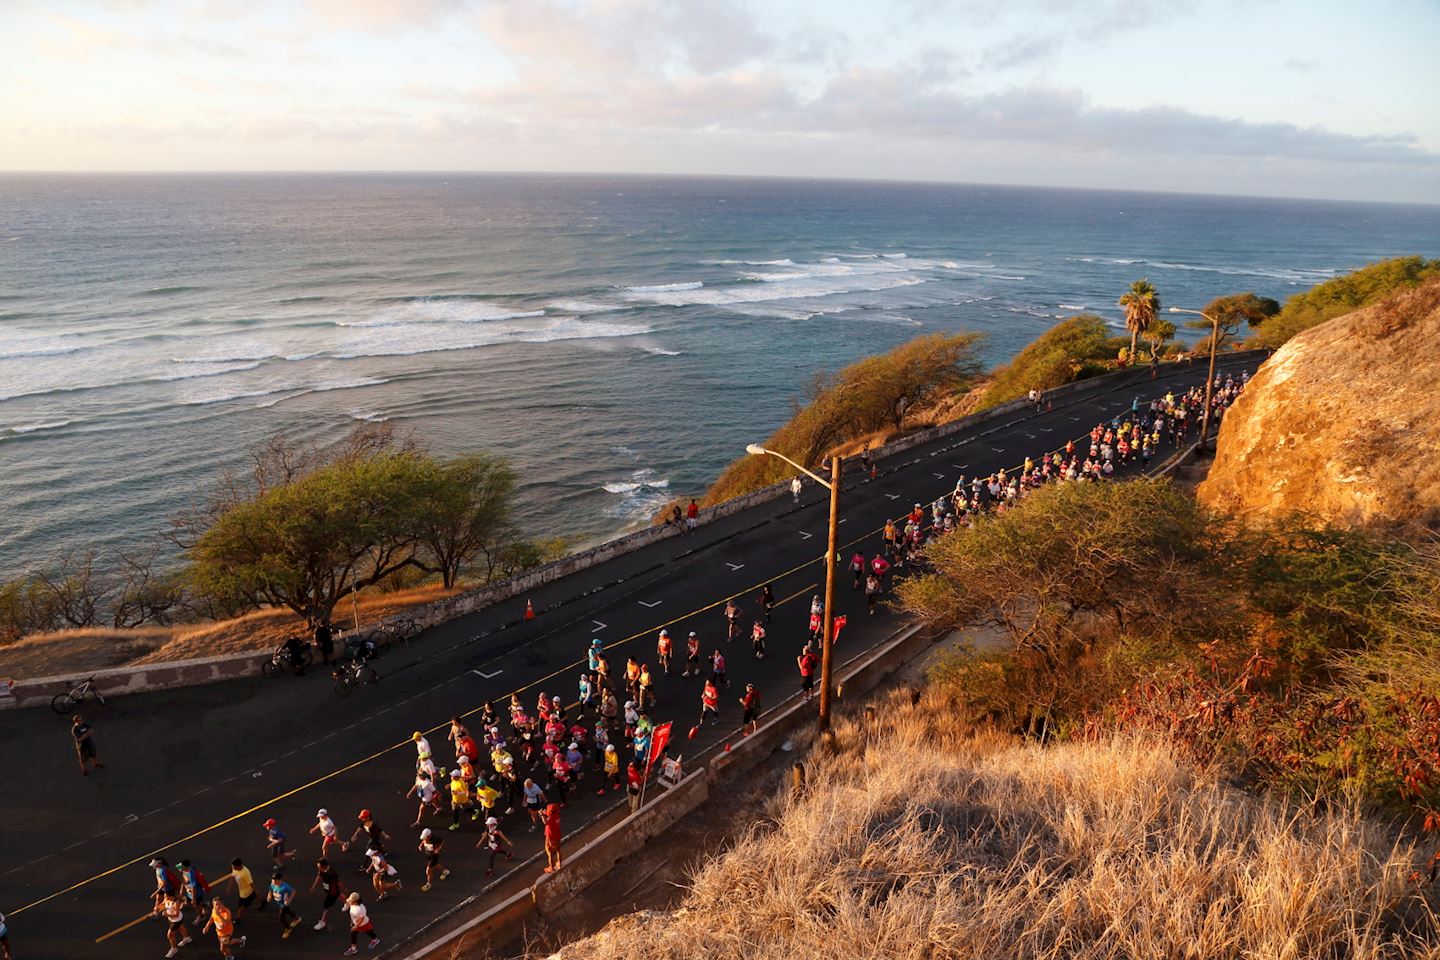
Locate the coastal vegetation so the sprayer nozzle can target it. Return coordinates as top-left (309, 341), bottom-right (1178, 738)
top-left (547, 689), bottom-right (1436, 960)
top-left (901, 477), bottom-right (1440, 820)
top-left (972, 313), bottom-right (1130, 410)
top-left (0, 425), bottom-right (549, 657)
top-left (704, 331), bottom-right (985, 504)
top-left (1117, 277), bottom-right (1161, 357)
top-left (1250, 255), bottom-right (1440, 349)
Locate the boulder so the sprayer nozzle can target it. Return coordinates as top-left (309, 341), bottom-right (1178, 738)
top-left (1198, 279), bottom-right (1440, 533)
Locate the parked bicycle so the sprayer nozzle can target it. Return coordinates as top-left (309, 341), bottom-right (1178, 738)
top-left (51, 675), bottom-right (106, 715)
top-left (261, 635), bottom-right (315, 678)
top-left (375, 617), bottom-right (421, 647)
top-left (333, 653), bottom-right (380, 697)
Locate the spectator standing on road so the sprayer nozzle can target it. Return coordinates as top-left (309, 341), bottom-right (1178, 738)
top-left (626, 759), bottom-right (644, 814)
top-left (343, 892), bottom-right (380, 956)
top-left (791, 476), bottom-right (802, 502)
top-left (541, 801), bottom-right (564, 873)
top-left (686, 498), bottom-right (699, 534)
top-left (72, 714), bottom-right (102, 776)
top-left (315, 618), bottom-right (335, 665)
top-left (797, 645), bottom-right (819, 701)
top-left (740, 683), bottom-right (762, 735)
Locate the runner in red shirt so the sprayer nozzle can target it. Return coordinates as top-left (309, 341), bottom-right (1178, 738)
top-left (700, 680), bottom-right (720, 726)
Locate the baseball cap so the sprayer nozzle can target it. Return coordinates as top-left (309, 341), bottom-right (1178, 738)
top-left (347, 892), bottom-right (361, 904)
top-left (486, 816), bottom-right (498, 826)
top-left (317, 808), bottom-right (328, 817)
top-left (420, 828), bottom-right (432, 839)
top-left (262, 818), bottom-right (277, 828)
top-left (358, 809), bottom-right (371, 820)
top-left (411, 731), bottom-right (424, 741)
top-left (148, 858), bottom-right (163, 867)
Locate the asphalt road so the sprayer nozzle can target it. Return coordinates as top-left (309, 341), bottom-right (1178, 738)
top-left (0, 354), bottom-right (1259, 960)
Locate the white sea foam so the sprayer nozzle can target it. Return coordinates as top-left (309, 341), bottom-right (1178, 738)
top-left (623, 281), bottom-right (703, 293)
top-left (547, 299), bottom-right (618, 314)
top-left (330, 317), bottom-right (650, 360)
top-left (640, 345), bottom-right (682, 356)
top-left (11, 419), bottom-right (73, 434)
top-left (1058, 303), bottom-right (1088, 310)
top-left (602, 469), bottom-right (670, 494)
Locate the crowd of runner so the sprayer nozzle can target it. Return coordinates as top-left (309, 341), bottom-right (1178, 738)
top-left (101, 372), bottom-right (1249, 959)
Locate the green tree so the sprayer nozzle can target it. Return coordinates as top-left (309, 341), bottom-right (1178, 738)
top-left (1252, 256), bottom-right (1440, 349)
top-left (899, 479), bottom-right (1223, 732)
top-left (976, 314), bottom-right (1125, 410)
top-left (1188, 292), bottom-right (1279, 354)
top-left (1118, 279), bottom-right (1161, 360)
top-left (1141, 317), bottom-right (1176, 361)
top-left (409, 453), bottom-right (520, 588)
top-left (188, 451), bottom-right (432, 626)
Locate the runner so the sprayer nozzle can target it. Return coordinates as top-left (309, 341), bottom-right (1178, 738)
top-left (739, 683), bottom-right (762, 736)
top-left (348, 811), bottom-right (390, 871)
top-left (405, 771), bottom-right (444, 827)
top-left (411, 731), bottom-right (433, 767)
top-left (522, 778), bottom-right (547, 832)
top-left (791, 476), bottom-right (802, 502)
top-left (447, 768), bottom-right (472, 830)
top-left (365, 848), bottom-right (402, 900)
top-left (797, 644), bottom-right (819, 701)
top-left (262, 818), bottom-right (296, 865)
top-left (177, 858), bottom-right (210, 923)
top-left (864, 572), bottom-right (881, 615)
top-left (577, 672), bottom-right (595, 715)
top-left (417, 828), bottom-right (449, 892)
top-left (656, 629), bottom-right (673, 674)
top-left (310, 808), bottom-right (341, 859)
top-left (682, 631), bottom-right (701, 677)
top-left (597, 742), bottom-right (622, 794)
top-left (228, 859), bottom-right (257, 920)
top-left (849, 551), bottom-right (865, 588)
top-left (150, 857), bottom-right (182, 913)
top-left (343, 893), bottom-right (380, 956)
top-left (541, 801), bottom-right (564, 873)
top-left (710, 649), bottom-right (727, 688)
top-left (759, 583), bottom-right (775, 623)
top-left (157, 891), bottom-right (192, 958)
top-left (685, 498), bottom-right (699, 534)
top-left (638, 662), bottom-right (656, 711)
top-left (200, 897), bottom-right (245, 958)
top-left (310, 857), bottom-right (344, 931)
top-left (476, 817), bottom-right (515, 876)
top-left (267, 868), bottom-right (303, 937)
top-left (700, 678), bottom-right (720, 726)
top-left (475, 775), bottom-right (501, 823)
top-left (750, 620), bottom-right (767, 659)
top-left (71, 714), bottom-right (103, 776)
top-left (0, 909), bottom-right (10, 960)
top-left (724, 599), bottom-right (742, 642)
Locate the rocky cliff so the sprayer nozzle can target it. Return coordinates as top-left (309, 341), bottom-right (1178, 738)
top-left (1198, 278), bottom-right (1440, 533)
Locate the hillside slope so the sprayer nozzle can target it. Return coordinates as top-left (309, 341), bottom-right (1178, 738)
top-left (1199, 278), bottom-right (1440, 532)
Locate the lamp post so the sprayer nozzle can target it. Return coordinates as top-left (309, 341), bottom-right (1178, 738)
top-left (746, 443), bottom-right (841, 734)
top-left (1168, 306), bottom-right (1220, 451)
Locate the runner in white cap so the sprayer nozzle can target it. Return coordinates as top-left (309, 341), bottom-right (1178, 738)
top-left (310, 808), bottom-right (341, 858)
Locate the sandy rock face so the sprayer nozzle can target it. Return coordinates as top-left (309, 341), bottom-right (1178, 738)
top-left (1198, 280), bottom-right (1440, 533)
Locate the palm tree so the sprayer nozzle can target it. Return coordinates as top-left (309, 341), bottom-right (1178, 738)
top-left (1117, 279), bottom-right (1161, 361)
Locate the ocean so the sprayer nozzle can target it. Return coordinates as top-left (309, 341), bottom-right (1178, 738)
top-left (1, 174), bottom-right (1436, 579)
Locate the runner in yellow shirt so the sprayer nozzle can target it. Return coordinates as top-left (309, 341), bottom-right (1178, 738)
top-left (228, 859), bottom-right (256, 920)
top-left (448, 770), bottom-right (472, 831)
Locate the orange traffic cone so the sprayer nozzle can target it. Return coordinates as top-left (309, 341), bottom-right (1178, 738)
top-left (525, 599), bottom-right (535, 620)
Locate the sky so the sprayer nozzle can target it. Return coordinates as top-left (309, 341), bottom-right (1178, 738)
top-left (1, 0), bottom-right (1438, 203)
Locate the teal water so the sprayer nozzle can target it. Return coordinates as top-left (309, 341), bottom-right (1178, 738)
top-left (1, 173), bottom-right (1436, 576)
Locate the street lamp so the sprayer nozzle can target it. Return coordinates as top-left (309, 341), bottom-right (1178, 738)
top-left (746, 444), bottom-right (842, 734)
top-left (1168, 306), bottom-right (1221, 451)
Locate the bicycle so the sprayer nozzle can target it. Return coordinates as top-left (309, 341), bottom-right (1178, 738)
top-left (375, 617), bottom-right (421, 647)
top-left (261, 637), bottom-right (315, 679)
top-left (333, 655), bottom-right (380, 697)
top-left (51, 676), bottom-right (106, 715)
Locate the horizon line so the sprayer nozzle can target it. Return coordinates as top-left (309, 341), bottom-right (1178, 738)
top-left (0, 168), bottom-right (1435, 209)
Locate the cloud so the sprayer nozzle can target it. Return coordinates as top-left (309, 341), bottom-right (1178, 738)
top-left (305, 0), bottom-right (473, 29)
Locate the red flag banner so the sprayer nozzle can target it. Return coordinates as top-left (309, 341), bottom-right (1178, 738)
top-left (646, 721), bottom-right (673, 773)
top-left (832, 615), bottom-right (848, 641)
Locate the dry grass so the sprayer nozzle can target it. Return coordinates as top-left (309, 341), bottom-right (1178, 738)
top-left (0, 583), bottom-right (463, 679)
top-left (547, 687), bottom-right (1439, 960)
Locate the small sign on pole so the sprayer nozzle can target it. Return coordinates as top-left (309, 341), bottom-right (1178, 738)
top-left (660, 755), bottom-right (683, 787)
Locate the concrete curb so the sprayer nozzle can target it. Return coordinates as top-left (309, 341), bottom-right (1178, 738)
top-left (1, 351), bottom-right (1263, 709)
